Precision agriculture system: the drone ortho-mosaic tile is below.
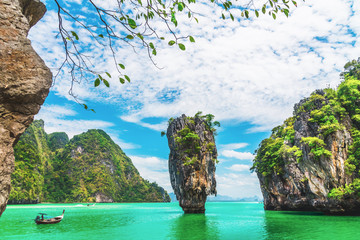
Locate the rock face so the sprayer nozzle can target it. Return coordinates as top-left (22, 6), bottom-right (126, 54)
top-left (167, 114), bottom-right (217, 213)
top-left (9, 119), bottom-right (51, 204)
top-left (0, 0), bottom-right (52, 215)
top-left (252, 86), bottom-right (360, 215)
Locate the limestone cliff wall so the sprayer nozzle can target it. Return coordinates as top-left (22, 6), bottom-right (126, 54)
top-left (167, 114), bottom-right (217, 213)
top-left (254, 90), bottom-right (360, 214)
top-left (0, 0), bottom-right (51, 215)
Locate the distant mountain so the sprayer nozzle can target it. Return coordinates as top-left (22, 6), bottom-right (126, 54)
top-left (9, 120), bottom-right (170, 204)
top-left (207, 194), bottom-right (262, 202)
top-left (169, 192), bottom-right (262, 202)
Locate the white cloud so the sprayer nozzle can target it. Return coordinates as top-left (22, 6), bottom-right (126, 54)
top-left (226, 164), bottom-right (251, 172)
top-left (218, 143), bottom-right (249, 150)
top-left (29, 0), bottom-right (360, 133)
top-left (120, 114), bottom-right (167, 131)
top-left (221, 150), bottom-right (255, 160)
top-left (129, 155), bottom-right (171, 192)
top-left (35, 104), bottom-right (138, 149)
top-left (107, 133), bottom-right (140, 150)
top-left (216, 172), bottom-right (261, 198)
top-left (35, 104), bottom-right (114, 138)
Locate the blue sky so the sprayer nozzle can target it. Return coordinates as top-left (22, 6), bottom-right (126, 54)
top-left (30, 0), bottom-right (360, 198)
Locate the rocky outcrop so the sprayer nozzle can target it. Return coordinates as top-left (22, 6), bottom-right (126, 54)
top-left (253, 88), bottom-right (360, 215)
top-left (167, 114), bottom-right (217, 213)
top-left (0, 0), bottom-right (52, 215)
top-left (9, 121), bottom-right (171, 203)
top-left (45, 129), bottom-right (171, 203)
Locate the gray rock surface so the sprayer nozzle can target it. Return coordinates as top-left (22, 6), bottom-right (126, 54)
top-left (257, 90), bottom-right (360, 214)
top-left (0, 0), bottom-right (51, 216)
top-left (167, 114), bottom-right (217, 213)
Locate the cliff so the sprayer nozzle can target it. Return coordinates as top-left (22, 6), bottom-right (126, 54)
top-left (251, 75), bottom-right (360, 215)
top-left (9, 120), bottom-right (51, 204)
top-left (0, 0), bottom-right (52, 215)
top-left (166, 114), bottom-right (217, 213)
top-left (9, 120), bottom-right (170, 203)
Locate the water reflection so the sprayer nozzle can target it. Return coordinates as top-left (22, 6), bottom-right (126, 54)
top-left (170, 214), bottom-right (220, 240)
top-left (262, 210), bottom-right (360, 240)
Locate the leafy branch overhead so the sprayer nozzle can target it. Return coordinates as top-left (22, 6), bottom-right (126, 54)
top-left (53, 0), bottom-right (302, 108)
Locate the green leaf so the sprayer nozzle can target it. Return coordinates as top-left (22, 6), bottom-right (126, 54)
top-left (152, 49), bottom-right (157, 55)
top-left (194, 17), bottom-right (198, 23)
top-left (292, 0), bottom-right (297, 7)
top-left (245, 10), bottom-right (249, 18)
top-left (90, 109), bottom-right (96, 113)
top-left (105, 72), bottom-right (111, 78)
top-left (171, 11), bottom-right (178, 27)
top-left (98, 34), bottom-right (104, 38)
top-left (103, 79), bottom-right (110, 87)
top-left (128, 18), bottom-right (137, 29)
top-left (230, 13), bottom-right (234, 21)
top-left (94, 78), bottom-right (100, 87)
top-left (71, 31), bottom-right (79, 40)
top-left (178, 43), bottom-right (186, 51)
top-left (137, 33), bottom-right (144, 40)
top-left (262, 4), bottom-right (266, 14)
top-left (255, 10), bottom-right (259, 17)
top-left (83, 104), bottom-right (88, 110)
top-left (119, 77), bottom-right (125, 84)
top-left (272, 12), bottom-right (276, 19)
top-left (126, 35), bottom-right (134, 39)
top-left (119, 64), bottom-right (125, 70)
top-left (160, 37), bottom-right (165, 40)
top-left (149, 42), bottom-right (155, 49)
top-left (178, 2), bottom-right (185, 11)
top-left (124, 75), bottom-right (131, 82)
top-left (283, 8), bottom-right (289, 17)
top-left (222, 13), bottom-right (225, 20)
top-left (189, 36), bottom-right (195, 43)
top-left (168, 40), bottom-right (176, 46)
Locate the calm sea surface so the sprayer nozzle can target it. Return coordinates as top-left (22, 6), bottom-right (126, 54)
top-left (0, 202), bottom-right (359, 240)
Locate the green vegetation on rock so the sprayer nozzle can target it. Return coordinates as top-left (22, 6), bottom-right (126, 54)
top-left (10, 120), bottom-right (170, 203)
top-left (300, 137), bottom-right (331, 160)
top-left (10, 120), bottom-right (50, 203)
top-left (163, 112), bottom-right (220, 166)
top-left (252, 59), bottom-right (360, 201)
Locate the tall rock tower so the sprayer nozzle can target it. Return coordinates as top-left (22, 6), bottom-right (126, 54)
top-left (166, 114), bottom-right (217, 213)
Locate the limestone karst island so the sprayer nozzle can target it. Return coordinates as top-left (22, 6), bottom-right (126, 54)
top-left (1, 0), bottom-right (360, 239)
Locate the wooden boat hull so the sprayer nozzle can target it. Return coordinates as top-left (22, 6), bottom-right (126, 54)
top-left (35, 210), bottom-right (65, 224)
top-left (35, 218), bottom-right (62, 224)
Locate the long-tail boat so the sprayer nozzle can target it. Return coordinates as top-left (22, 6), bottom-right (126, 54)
top-left (35, 209), bottom-right (65, 224)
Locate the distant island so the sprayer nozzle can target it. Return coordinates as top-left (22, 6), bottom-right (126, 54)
top-left (169, 192), bottom-right (262, 203)
top-left (9, 120), bottom-right (170, 204)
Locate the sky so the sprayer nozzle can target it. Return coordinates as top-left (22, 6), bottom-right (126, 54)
top-left (29, 0), bottom-right (360, 199)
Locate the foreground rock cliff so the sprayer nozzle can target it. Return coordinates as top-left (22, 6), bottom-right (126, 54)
top-left (166, 114), bottom-right (217, 213)
top-left (0, 0), bottom-right (52, 215)
top-left (252, 74), bottom-right (360, 215)
top-left (9, 120), bottom-right (170, 203)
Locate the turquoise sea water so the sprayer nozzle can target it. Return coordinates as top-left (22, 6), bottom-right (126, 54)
top-left (0, 202), bottom-right (360, 240)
